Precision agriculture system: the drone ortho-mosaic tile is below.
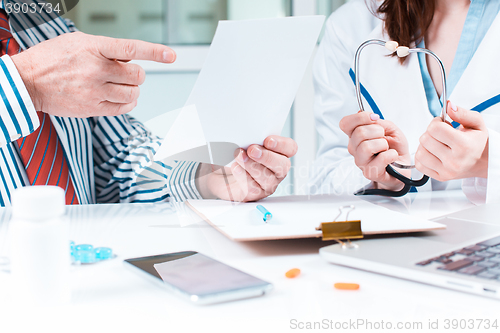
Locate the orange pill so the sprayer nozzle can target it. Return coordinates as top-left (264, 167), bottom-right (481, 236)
top-left (285, 268), bottom-right (301, 278)
top-left (334, 283), bottom-right (360, 290)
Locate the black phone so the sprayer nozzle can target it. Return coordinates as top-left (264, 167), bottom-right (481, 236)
top-left (124, 251), bottom-right (273, 305)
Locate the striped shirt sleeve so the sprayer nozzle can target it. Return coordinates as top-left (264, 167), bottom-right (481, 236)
top-left (0, 55), bottom-right (38, 147)
top-left (63, 18), bottom-right (78, 33)
top-left (91, 114), bottom-right (203, 203)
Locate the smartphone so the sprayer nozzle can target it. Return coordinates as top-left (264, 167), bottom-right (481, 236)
top-left (124, 251), bottom-right (273, 305)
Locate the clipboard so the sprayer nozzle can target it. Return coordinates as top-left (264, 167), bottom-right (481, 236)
top-left (185, 195), bottom-right (446, 242)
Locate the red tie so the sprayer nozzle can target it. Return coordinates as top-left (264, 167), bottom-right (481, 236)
top-left (0, 10), bottom-right (79, 205)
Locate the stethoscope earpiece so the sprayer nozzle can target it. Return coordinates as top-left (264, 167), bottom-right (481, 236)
top-left (396, 46), bottom-right (410, 58)
top-left (384, 41), bottom-right (399, 52)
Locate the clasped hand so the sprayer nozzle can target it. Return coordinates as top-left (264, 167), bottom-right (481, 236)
top-left (340, 101), bottom-right (489, 190)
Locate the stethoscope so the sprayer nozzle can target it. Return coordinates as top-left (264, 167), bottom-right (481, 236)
top-left (353, 40), bottom-right (448, 197)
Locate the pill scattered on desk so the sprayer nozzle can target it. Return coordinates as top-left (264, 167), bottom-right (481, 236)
top-left (74, 249), bottom-right (96, 264)
top-left (285, 268), bottom-right (301, 278)
top-left (71, 241), bottom-right (114, 264)
top-left (75, 244), bottom-right (93, 252)
top-left (95, 247), bottom-right (113, 260)
top-left (334, 283), bottom-right (360, 290)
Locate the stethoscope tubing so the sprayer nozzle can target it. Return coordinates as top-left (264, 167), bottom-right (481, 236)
top-left (354, 166), bottom-right (430, 197)
top-left (353, 39), bottom-right (448, 197)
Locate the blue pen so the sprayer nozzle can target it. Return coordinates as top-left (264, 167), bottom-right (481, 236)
top-left (256, 205), bottom-right (272, 222)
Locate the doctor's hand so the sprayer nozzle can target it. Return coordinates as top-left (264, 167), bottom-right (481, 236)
top-left (340, 111), bottom-right (411, 191)
top-left (196, 136), bottom-right (298, 202)
top-left (415, 102), bottom-right (489, 181)
top-left (11, 32), bottom-right (177, 118)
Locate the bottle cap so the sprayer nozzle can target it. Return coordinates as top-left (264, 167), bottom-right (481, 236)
top-left (12, 186), bottom-right (65, 220)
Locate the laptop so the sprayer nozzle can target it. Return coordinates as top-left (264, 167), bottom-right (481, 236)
top-left (320, 203), bottom-right (500, 299)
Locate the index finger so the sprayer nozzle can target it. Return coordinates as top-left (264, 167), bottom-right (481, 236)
top-left (339, 111), bottom-right (380, 137)
top-left (98, 37), bottom-right (177, 63)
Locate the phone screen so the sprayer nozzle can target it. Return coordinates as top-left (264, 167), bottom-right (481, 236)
top-left (125, 252), bottom-right (270, 297)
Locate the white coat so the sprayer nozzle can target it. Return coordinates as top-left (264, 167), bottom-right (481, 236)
top-left (309, 0), bottom-right (500, 204)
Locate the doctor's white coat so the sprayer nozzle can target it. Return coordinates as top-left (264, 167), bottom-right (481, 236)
top-left (309, 0), bottom-right (500, 204)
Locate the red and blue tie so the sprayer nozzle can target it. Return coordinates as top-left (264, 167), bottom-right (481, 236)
top-left (0, 10), bottom-right (79, 205)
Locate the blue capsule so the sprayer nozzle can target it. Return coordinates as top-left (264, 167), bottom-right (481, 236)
top-left (75, 244), bottom-right (93, 252)
top-left (71, 243), bottom-right (113, 264)
top-left (73, 250), bottom-right (96, 264)
top-left (95, 247), bottom-right (113, 260)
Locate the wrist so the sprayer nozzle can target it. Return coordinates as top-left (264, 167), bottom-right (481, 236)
top-left (373, 180), bottom-right (405, 192)
top-left (470, 138), bottom-right (489, 179)
top-left (11, 53), bottom-right (41, 111)
top-left (195, 164), bottom-right (217, 199)
top-left (373, 157), bottom-right (411, 191)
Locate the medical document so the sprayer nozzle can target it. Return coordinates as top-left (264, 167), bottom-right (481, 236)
top-left (186, 195), bottom-right (446, 241)
top-left (154, 16), bottom-right (325, 165)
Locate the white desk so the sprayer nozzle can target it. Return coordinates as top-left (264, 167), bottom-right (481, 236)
top-left (1, 191), bottom-right (498, 333)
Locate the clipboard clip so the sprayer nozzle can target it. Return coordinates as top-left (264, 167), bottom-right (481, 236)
top-left (316, 205), bottom-right (363, 248)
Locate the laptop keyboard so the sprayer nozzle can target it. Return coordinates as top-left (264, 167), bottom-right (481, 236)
top-left (417, 235), bottom-right (500, 280)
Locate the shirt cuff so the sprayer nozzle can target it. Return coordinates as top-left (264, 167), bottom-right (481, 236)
top-left (0, 55), bottom-right (38, 147)
top-left (485, 128), bottom-right (500, 204)
top-left (462, 127), bottom-right (500, 205)
top-left (462, 177), bottom-right (487, 205)
top-left (168, 161), bottom-right (202, 202)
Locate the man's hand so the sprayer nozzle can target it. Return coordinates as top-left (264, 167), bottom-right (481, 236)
top-left (196, 136), bottom-right (298, 202)
top-left (339, 111), bottom-right (411, 191)
top-left (11, 32), bottom-right (176, 117)
top-left (415, 101), bottom-right (489, 181)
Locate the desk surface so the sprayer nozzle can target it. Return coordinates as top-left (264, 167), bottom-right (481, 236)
top-left (1, 191), bottom-right (498, 333)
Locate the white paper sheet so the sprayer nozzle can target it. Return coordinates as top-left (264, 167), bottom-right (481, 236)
top-left (186, 195), bottom-right (446, 241)
top-left (153, 105), bottom-right (211, 164)
top-left (143, 107), bottom-right (183, 138)
top-left (155, 16), bottom-right (325, 165)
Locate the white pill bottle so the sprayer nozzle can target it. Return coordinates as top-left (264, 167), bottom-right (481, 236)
top-left (10, 186), bottom-right (70, 306)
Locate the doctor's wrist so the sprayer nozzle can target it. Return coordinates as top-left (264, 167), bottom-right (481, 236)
top-left (469, 138), bottom-right (489, 179)
top-left (373, 181), bottom-right (406, 192)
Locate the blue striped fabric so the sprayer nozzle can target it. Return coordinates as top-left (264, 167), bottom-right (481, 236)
top-left (0, 0), bottom-right (202, 206)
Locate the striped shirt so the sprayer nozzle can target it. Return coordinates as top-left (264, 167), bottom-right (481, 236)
top-left (0, 0), bottom-right (202, 206)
